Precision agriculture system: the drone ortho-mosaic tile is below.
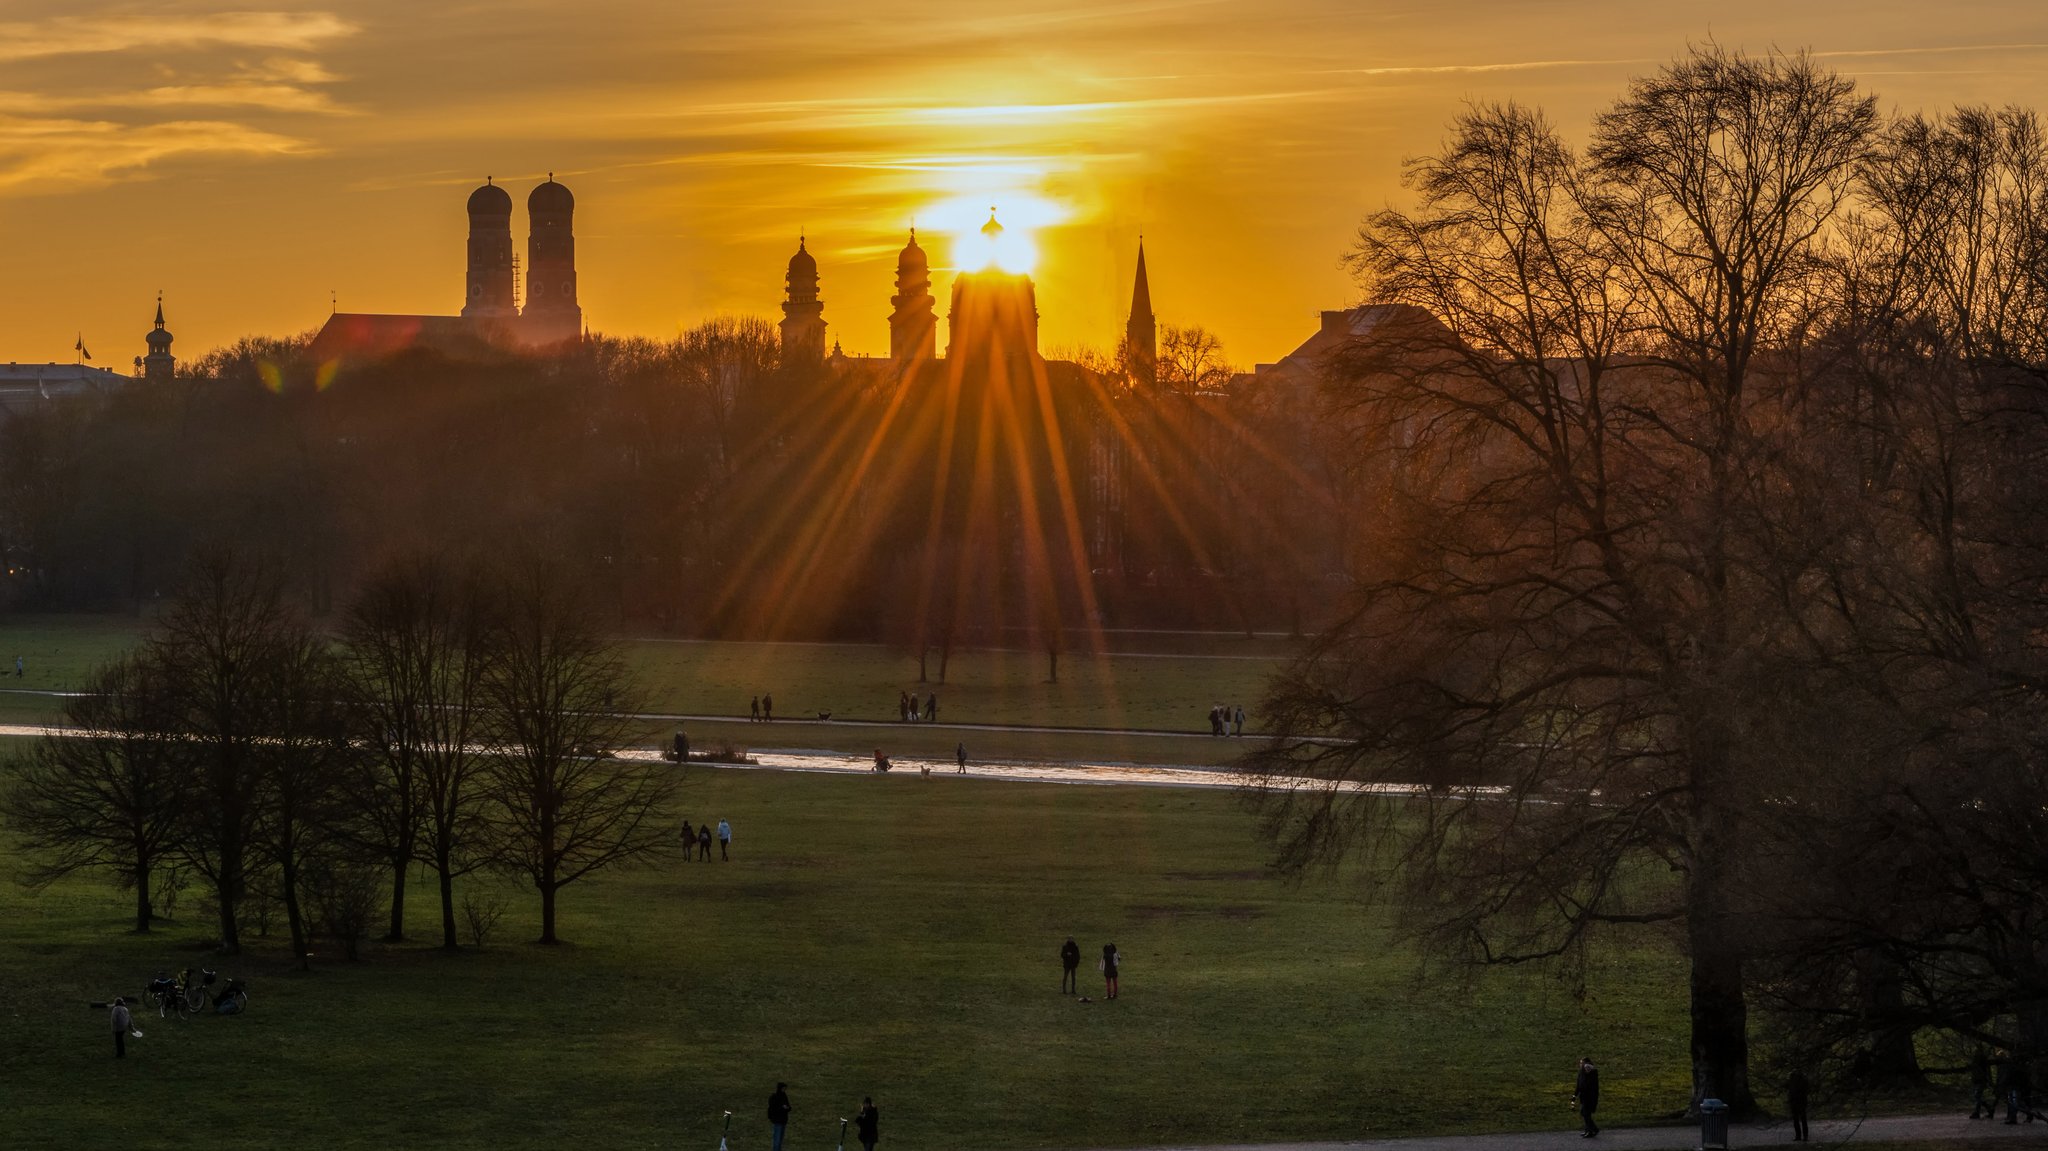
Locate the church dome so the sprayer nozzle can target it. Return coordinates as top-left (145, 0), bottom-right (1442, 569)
top-left (529, 177), bottom-right (574, 214)
top-left (788, 236), bottom-right (817, 277)
top-left (898, 229), bottom-right (927, 269)
top-left (146, 326), bottom-right (173, 349)
top-left (467, 180), bottom-right (512, 215)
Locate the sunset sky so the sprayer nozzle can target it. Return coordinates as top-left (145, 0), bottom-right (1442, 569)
top-left (5, 2), bottom-right (2048, 370)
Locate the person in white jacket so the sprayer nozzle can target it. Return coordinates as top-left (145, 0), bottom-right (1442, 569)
top-left (111, 997), bottom-right (132, 1059)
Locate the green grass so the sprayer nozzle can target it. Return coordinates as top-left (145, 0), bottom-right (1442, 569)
top-left (0, 615), bottom-right (1283, 761)
top-left (2, 764), bottom-right (1698, 1151)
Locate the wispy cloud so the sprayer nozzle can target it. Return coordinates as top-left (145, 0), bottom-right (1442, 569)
top-left (0, 11), bottom-right (355, 62)
top-left (0, 114), bottom-right (311, 190)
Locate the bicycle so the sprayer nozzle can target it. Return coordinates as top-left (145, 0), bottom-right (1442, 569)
top-left (182, 968), bottom-right (249, 1015)
top-left (144, 972), bottom-right (184, 1019)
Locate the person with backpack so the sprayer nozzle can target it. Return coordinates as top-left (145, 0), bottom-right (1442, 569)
top-left (768, 1082), bottom-right (793, 1151)
top-left (1060, 937), bottom-right (1081, 994)
top-left (855, 1096), bottom-right (879, 1151)
top-left (698, 824), bottom-right (713, 862)
top-left (1100, 943), bottom-right (1120, 999)
top-left (1573, 1056), bottom-right (1601, 1138)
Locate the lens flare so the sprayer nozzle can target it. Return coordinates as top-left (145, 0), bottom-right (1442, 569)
top-left (921, 193), bottom-right (1064, 274)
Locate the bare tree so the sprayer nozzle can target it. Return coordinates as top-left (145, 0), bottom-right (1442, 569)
top-left (249, 631), bottom-right (354, 970)
top-left (483, 559), bottom-right (674, 944)
top-left (149, 549), bottom-right (302, 954)
top-left (1247, 49), bottom-right (1878, 1117)
top-left (2, 657), bottom-right (185, 931)
top-left (1157, 325), bottom-right (1233, 395)
top-left (342, 552), bottom-right (496, 947)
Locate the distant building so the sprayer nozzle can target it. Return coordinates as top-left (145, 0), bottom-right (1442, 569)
top-left (0, 298), bottom-right (168, 421)
top-left (142, 295), bottom-right (176, 382)
top-left (311, 175), bottom-right (585, 369)
top-left (1125, 239), bottom-right (1156, 388)
top-left (778, 235), bottom-right (826, 367)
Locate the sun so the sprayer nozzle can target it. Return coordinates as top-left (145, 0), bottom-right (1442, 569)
top-left (922, 192), bottom-right (1064, 275)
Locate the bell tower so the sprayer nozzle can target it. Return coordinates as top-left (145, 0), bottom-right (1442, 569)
top-left (779, 235), bottom-right (826, 366)
top-left (888, 229), bottom-right (936, 361)
top-left (521, 173), bottom-right (582, 345)
top-left (461, 178), bottom-right (515, 322)
top-left (142, 294), bottom-right (175, 381)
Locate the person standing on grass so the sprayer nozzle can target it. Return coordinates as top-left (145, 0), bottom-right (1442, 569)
top-left (1787, 1068), bottom-right (1810, 1141)
top-left (1573, 1056), bottom-right (1600, 1138)
top-left (768, 1082), bottom-right (793, 1151)
top-left (751, 696), bottom-right (761, 723)
top-left (855, 1096), bottom-right (879, 1151)
top-left (14, 655), bottom-right (22, 677)
top-left (1100, 943), bottom-right (1120, 999)
top-left (925, 692), bottom-right (937, 722)
top-left (680, 816), bottom-right (695, 861)
top-left (698, 824), bottom-right (713, 862)
top-left (956, 741), bottom-right (967, 774)
top-left (110, 997), bottom-right (131, 1059)
top-left (717, 818), bottom-right (733, 861)
top-left (1060, 937), bottom-right (1081, 993)
top-left (673, 729), bottom-right (690, 763)
top-left (1234, 704), bottom-right (1245, 736)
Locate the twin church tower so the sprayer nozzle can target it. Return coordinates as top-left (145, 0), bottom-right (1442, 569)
top-left (460, 176), bottom-right (581, 346)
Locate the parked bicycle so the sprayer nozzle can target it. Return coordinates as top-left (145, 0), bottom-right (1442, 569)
top-left (181, 968), bottom-right (249, 1015)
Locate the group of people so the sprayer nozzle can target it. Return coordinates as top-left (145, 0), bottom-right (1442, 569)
top-left (748, 694), bottom-right (775, 722)
top-left (870, 743), bottom-right (969, 775)
top-left (679, 817), bottom-right (732, 861)
top-left (1058, 937), bottom-right (1122, 999)
top-left (896, 691), bottom-right (937, 722)
top-left (1207, 703), bottom-right (1245, 736)
top-left (1972, 1047), bottom-right (2042, 1124)
top-left (764, 1083), bottom-right (881, 1151)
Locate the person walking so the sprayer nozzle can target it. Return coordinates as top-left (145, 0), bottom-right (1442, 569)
top-left (956, 741), bottom-right (967, 774)
top-left (717, 818), bottom-right (733, 861)
top-left (1972, 1047), bottom-right (1996, 1119)
top-left (1100, 943), bottom-right (1120, 999)
top-left (1234, 704), bottom-right (1245, 736)
top-left (751, 696), bottom-right (761, 723)
top-left (1787, 1068), bottom-right (1810, 1142)
top-left (673, 728), bottom-right (690, 763)
top-left (698, 824), bottom-right (713, 862)
top-left (762, 693), bottom-right (774, 722)
top-left (768, 1082), bottom-right (793, 1151)
top-left (680, 816), bottom-right (695, 861)
top-left (110, 996), bottom-right (131, 1059)
top-left (855, 1096), bottom-right (879, 1151)
top-left (1574, 1056), bottom-right (1601, 1138)
top-left (925, 692), bottom-right (937, 722)
top-left (898, 691), bottom-right (910, 722)
top-left (13, 655), bottom-right (22, 677)
top-left (1060, 937), bottom-right (1081, 994)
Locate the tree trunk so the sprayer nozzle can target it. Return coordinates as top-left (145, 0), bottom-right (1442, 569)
top-left (386, 855), bottom-right (408, 942)
top-left (282, 859), bottom-right (310, 970)
top-left (216, 847), bottom-right (242, 954)
top-left (134, 862), bottom-right (153, 933)
top-left (539, 883), bottom-right (558, 945)
top-left (438, 851), bottom-right (459, 949)
top-left (917, 644), bottom-right (928, 683)
top-left (1047, 646), bottom-right (1059, 684)
top-left (1859, 958), bottom-right (1925, 1086)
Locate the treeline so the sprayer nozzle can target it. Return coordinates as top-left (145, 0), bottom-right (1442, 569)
top-left (0, 313), bottom-right (1356, 641)
top-left (1248, 48), bottom-right (2048, 1112)
top-left (2, 548), bottom-right (674, 961)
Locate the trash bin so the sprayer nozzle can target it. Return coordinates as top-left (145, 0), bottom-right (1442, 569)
top-left (1699, 1097), bottom-right (1730, 1150)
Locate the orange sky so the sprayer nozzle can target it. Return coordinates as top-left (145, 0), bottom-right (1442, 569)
top-left (5, 2), bottom-right (2048, 370)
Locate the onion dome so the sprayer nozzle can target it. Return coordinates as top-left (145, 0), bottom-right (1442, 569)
top-left (898, 228), bottom-right (927, 270)
top-left (146, 298), bottom-right (173, 349)
top-left (467, 178), bottom-right (512, 215)
top-left (788, 234), bottom-right (817, 277)
top-left (529, 174), bottom-right (574, 214)
top-left (981, 208), bottom-right (1003, 238)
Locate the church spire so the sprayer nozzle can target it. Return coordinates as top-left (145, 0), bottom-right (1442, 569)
top-left (1125, 239), bottom-right (1157, 388)
top-left (143, 292), bottom-right (176, 381)
top-left (780, 233), bottom-right (826, 366)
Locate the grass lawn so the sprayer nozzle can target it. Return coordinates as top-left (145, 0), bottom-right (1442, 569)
top-left (2, 763), bottom-right (1697, 1151)
top-left (0, 615), bottom-right (1285, 761)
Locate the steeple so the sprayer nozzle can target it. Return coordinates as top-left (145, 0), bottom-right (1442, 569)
top-left (143, 293), bottom-right (176, 381)
top-left (779, 234), bottom-right (826, 366)
top-left (1125, 239), bottom-right (1157, 388)
top-left (888, 228), bottom-right (936, 362)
